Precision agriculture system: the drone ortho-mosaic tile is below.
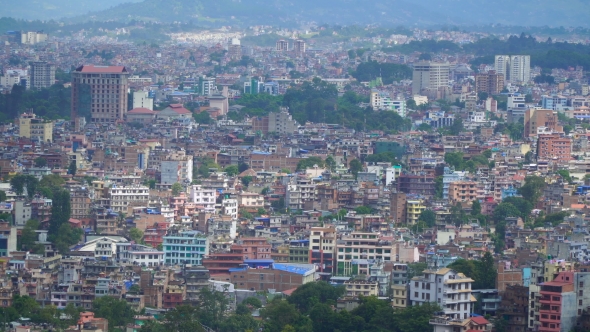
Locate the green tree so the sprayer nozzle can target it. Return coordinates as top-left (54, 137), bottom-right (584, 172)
top-left (0, 191), bottom-right (5, 202)
top-left (193, 111), bottom-right (212, 124)
top-left (418, 209), bottom-right (436, 227)
top-left (556, 169), bottom-right (572, 183)
top-left (261, 187), bottom-right (270, 195)
top-left (287, 281), bottom-right (345, 314)
top-left (407, 262), bottom-right (428, 280)
top-left (195, 286), bottom-right (229, 330)
top-left (261, 298), bottom-right (313, 332)
top-left (349, 159), bottom-right (363, 179)
top-left (492, 202), bottom-right (521, 223)
top-left (10, 175), bottom-right (26, 196)
top-left (224, 165), bottom-right (239, 176)
top-left (171, 182), bottom-right (183, 196)
top-left (163, 305), bottom-right (205, 332)
top-left (129, 228), bottom-right (144, 243)
top-left (518, 175), bottom-right (546, 204)
top-left (325, 155), bottom-right (336, 172)
top-left (68, 160), bottom-right (77, 176)
top-left (34, 157), bottom-right (47, 167)
top-left (242, 297), bottom-right (262, 309)
top-left (502, 196), bottom-right (533, 220)
top-left (92, 296), bottom-right (135, 330)
top-left (434, 175), bottom-right (443, 199)
top-left (296, 156), bottom-right (325, 171)
top-left (355, 206), bottom-right (372, 215)
top-left (471, 200), bottom-right (482, 216)
top-left (449, 117), bottom-right (464, 135)
top-left (241, 175), bottom-right (253, 187)
top-left (19, 219), bottom-right (40, 251)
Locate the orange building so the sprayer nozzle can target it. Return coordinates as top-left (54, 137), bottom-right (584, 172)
top-left (448, 181), bottom-right (478, 204)
top-left (524, 109), bottom-right (562, 138)
top-left (537, 134), bottom-right (572, 161)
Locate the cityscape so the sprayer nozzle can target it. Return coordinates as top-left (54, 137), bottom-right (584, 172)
top-left (1, 2), bottom-right (590, 332)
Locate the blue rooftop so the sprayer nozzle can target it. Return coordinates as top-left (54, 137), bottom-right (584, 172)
top-left (273, 263), bottom-right (315, 276)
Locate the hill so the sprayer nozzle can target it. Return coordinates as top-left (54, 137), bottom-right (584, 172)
top-left (4, 0), bottom-right (590, 28)
top-left (3, 0), bottom-right (142, 21)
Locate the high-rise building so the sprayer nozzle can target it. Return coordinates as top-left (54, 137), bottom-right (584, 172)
top-left (228, 38), bottom-right (242, 61)
top-left (29, 61), bottom-right (55, 89)
top-left (293, 39), bottom-right (306, 55)
top-left (495, 55), bottom-right (531, 83)
top-left (412, 62), bottom-right (450, 95)
top-left (474, 70), bottom-right (504, 95)
top-left (509, 55), bottom-right (531, 83)
top-left (276, 39), bottom-right (289, 51)
top-left (71, 65), bottom-right (129, 123)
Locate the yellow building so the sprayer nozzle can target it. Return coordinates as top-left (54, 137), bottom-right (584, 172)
top-left (392, 284), bottom-right (408, 308)
top-left (19, 113), bottom-right (53, 143)
top-left (406, 200), bottom-right (425, 224)
top-left (344, 280), bottom-right (378, 297)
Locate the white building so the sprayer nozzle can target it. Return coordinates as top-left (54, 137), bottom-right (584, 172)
top-left (412, 62), bottom-right (450, 95)
top-left (117, 244), bottom-right (164, 266)
top-left (132, 91), bottom-right (154, 110)
top-left (370, 89), bottom-right (406, 117)
top-left (409, 268), bottom-right (475, 320)
top-left (222, 198), bottom-right (238, 219)
top-left (109, 185), bottom-right (149, 213)
top-left (190, 185), bottom-right (217, 213)
top-left (495, 55), bottom-right (530, 83)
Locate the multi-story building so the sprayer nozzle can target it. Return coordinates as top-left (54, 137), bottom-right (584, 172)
top-left (276, 39), bottom-right (289, 51)
top-left (390, 192), bottom-right (407, 225)
top-left (495, 55), bottom-right (531, 83)
top-left (542, 95), bottom-right (569, 111)
top-left (108, 185), bottom-right (149, 213)
top-left (227, 38), bottom-right (242, 61)
top-left (538, 272), bottom-right (576, 332)
top-left (162, 230), bottom-right (209, 266)
top-left (524, 109), bottom-right (562, 138)
top-left (369, 89), bottom-right (407, 116)
top-left (537, 134), bottom-right (572, 161)
top-left (308, 226), bottom-right (336, 274)
top-left (230, 263), bottom-right (315, 292)
top-left (336, 233), bottom-right (395, 276)
top-left (448, 181), bottom-right (478, 204)
top-left (344, 280), bottom-right (379, 297)
top-left (69, 185), bottom-right (92, 220)
top-left (412, 62), bottom-right (450, 95)
top-left (71, 65), bottom-right (130, 123)
top-left (474, 70), bottom-right (504, 95)
top-left (293, 39), bottom-right (306, 55)
top-left (406, 200), bottom-right (426, 225)
top-left (18, 113), bottom-right (53, 143)
top-left (396, 174), bottom-right (435, 199)
top-left (410, 268), bottom-right (475, 320)
top-left (29, 61), bottom-right (55, 89)
top-left (496, 285), bottom-right (529, 332)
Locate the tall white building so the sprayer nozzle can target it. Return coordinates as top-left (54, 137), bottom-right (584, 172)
top-left (190, 185), bottom-right (217, 213)
top-left (409, 268), bottom-right (475, 320)
top-left (495, 55), bottom-right (530, 83)
top-left (412, 62), bottom-right (450, 95)
top-left (29, 61), bottom-right (55, 89)
top-left (370, 89), bottom-right (407, 117)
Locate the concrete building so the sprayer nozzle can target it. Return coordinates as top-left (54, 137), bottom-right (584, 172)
top-left (227, 38), bottom-right (242, 61)
top-left (108, 185), bottom-right (149, 213)
top-left (495, 55), bottom-right (531, 83)
top-left (410, 267), bottom-right (475, 320)
top-left (336, 232), bottom-right (395, 276)
top-left (448, 181), bottom-right (478, 204)
top-left (276, 39), bottom-right (289, 51)
top-left (524, 109), bottom-right (562, 138)
top-left (390, 192), bottom-right (407, 225)
top-left (230, 263), bottom-right (315, 292)
top-left (412, 62), bottom-right (450, 96)
top-left (293, 39), bottom-right (306, 55)
top-left (18, 112), bottom-right (53, 143)
top-left (132, 91), bottom-right (154, 110)
top-left (19, 31), bottom-right (47, 45)
top-left (474, 70), bottom-right (504, 95)
top-left (344, 280), bottom-right (378, 297)
top-left (71, 65), bottom-right (130, 123)
top-left (29, 61), bottom-right (55, 89)
top-left (537, 134), bottom-right (572, 161)
top-left (308, 226), bottom-right (336, 274)
top-left (190, 185), bottom-right (216, 213)
top-left (406, 200), bottom-right (425, 225)
top-left (162, 230), bottom-right (209, 266)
